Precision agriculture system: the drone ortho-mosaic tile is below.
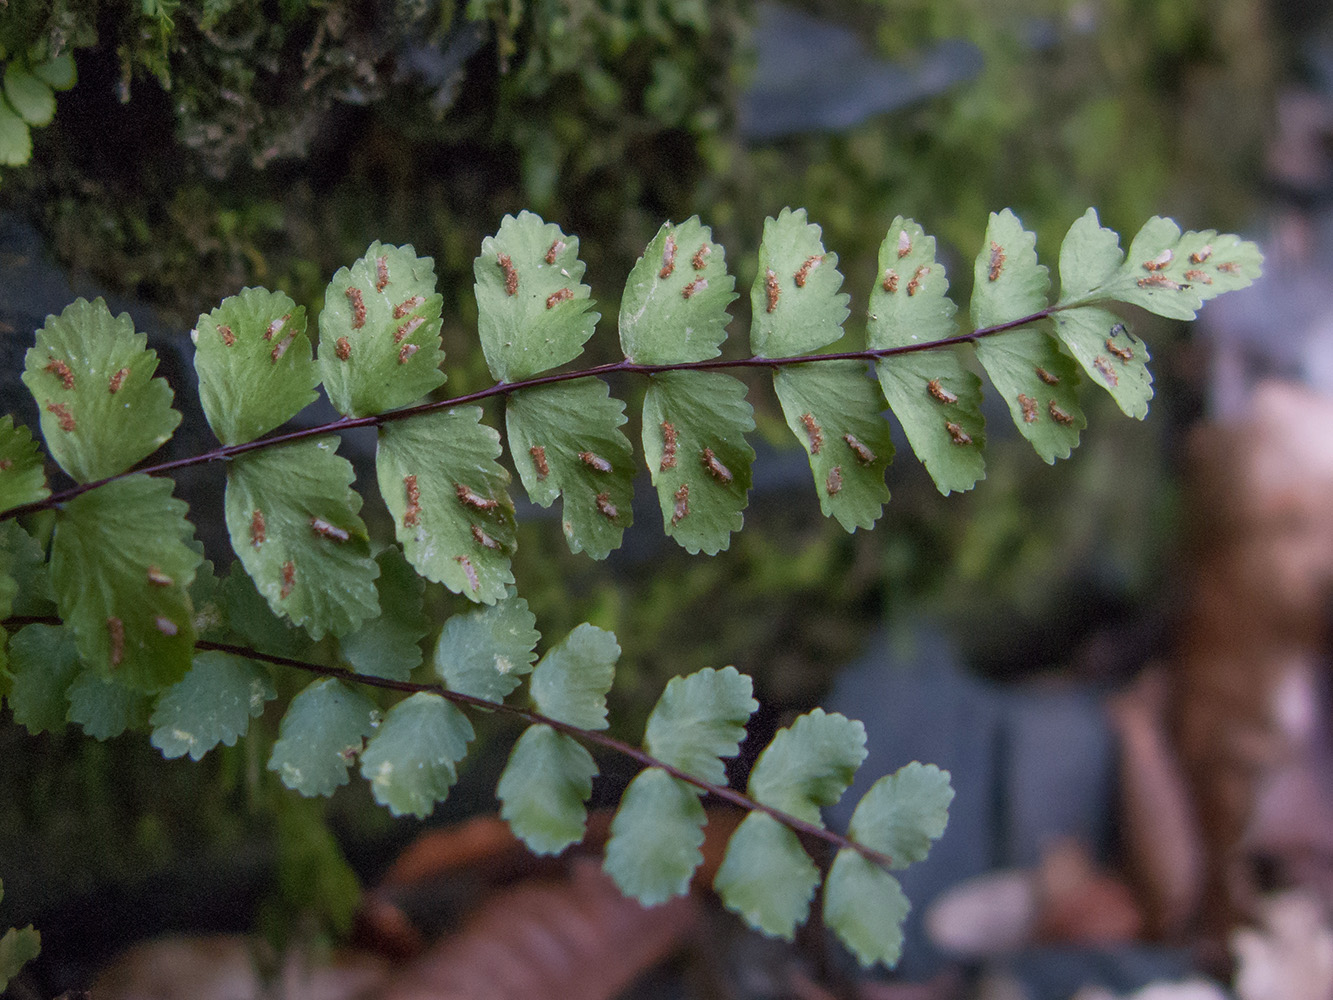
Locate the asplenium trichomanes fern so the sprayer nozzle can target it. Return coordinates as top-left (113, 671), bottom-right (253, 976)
top-left (0, 207), bottom-right (1260, 969)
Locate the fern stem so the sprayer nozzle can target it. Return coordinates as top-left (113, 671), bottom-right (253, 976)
top-left (0, 305), bottom-right (1060, 522)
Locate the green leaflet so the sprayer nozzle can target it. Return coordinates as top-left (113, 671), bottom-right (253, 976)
top-left (603, 767), bottom-right (707, 905)
top-left (713, 813), bottom-right (820, 940)
top-left (49, 475), bottom-right (200, 691)
top-left (1080, 216), bottom-right (1264, 320)
top-left (848, 761), bottom-right (954, 867)
top-left (377, 407), bottom-right (516, 604)
top-left (772, 363), bottom-right (894, 531)
top-left (22, 298), bottom-right (181, 483)
top-left (528, 623), bottom-right (618, 730)
top-left (31, 54), bottom-right (77, 91)
top-left (643, 666), bottom-right (757, 786)
top-left (66, 670), bottom-right (151, 739)
top-left (750, 208), bottom-right (849, 357)
top-left (225, 438), bottom-right (379, 640)
top-left (497, 723), bottom-right (598, 855)
top-left (0, 519), bottom-right (51, 618)
top-left (868, 220), bottom-right (984, 495)
top-left (1057, 208), bottom-right (1124, 302)
top-left (359, 692), bottom-right (474, 818)
top-left (822, 852), bottom-right (909, 968)
top-left (318, 242), bottom-right (446, 417)
top-left (619, 217), bottom-right (735, 364)
top-left (970, 208), bottom-right (1051, 330)
top-left (1053, 307), bottom-right (1152, 419)
top-left (0, 101), bottom-right (30, 167)
top-left (506, 380), bottom-right (634, 559)
top-left (641, 371), bottom-right (755, 555)
top-left (433, 595), bottom-right (540, 701)
top-left (268, 677), bottom-right (380, 797)
top-left (475, 212), bottom-right (597, 382)
top-left (3, 63), bottom-right (55, 126)
top-left (221, 563), bottom-right (315, 659)
top-left (748, 708), bottom-right (866, 824)
top-left (150, 651), bottom-right (277, 761)
top-left (0, 877), bottom-right (40, 993)
top-left (0, 415), bottom-right (48, 511)
top-left (6, 624), bottom-right (81, 735)
top-left (337, 547), bottom-right (430, 682)
top-left (974, 328), bottom-right (1084, 462)
top-left (193, 288), bottom-right (317, 445)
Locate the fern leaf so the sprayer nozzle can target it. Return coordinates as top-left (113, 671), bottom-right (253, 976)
top-left (0, 415), bottom-right (48, 511)
top-left (528, 623), bottom-right (618, 730)
top-left (1057, 208), bottom-right (1124, 302)
top-left (869, 220), bottom-right (984, 494)
top-left (713, 813), bottom-right (820, 940)
top-left (1053, 306), bottom-right (1153, 419)
top-left (225, 439), bottom-right (379, 639)
top-left (433, 595), bottom-right (540, 701)
top-left (977, 328), bottom-right (1085, 461)
top-left (750, 208), bottom-right (849, 357)
top-left (642, 666), bottom-right (757, 785)
top-left (377, 408), bottom-right (515, 604)
top-left (6, 624), bottom-right (81, 735)
top-left (822, 853), bottom-right (909, 967)
top-left (773, 363), bottom-right (894, 530)
top-left (475, 213), bottom-right (597, 382)
top-left (50, 475), bottom-right (200, 690)
top-left (506, 381), bottom-right (635, 559)
top-left (642, 371), bottom-right (755, 554)
top-left (337, 547), bottom-right (429, 681)
top-left (603, 767), bottom-right (708, 904)
top-left (66, 670), bottom-right (150, 739)
top-left (192, 288), bottom-right (317, 445)
top-left (318, 243), bottom-right (446, 417)
top-left (748, 708), bottom-right (867, 823)
top-left (22, 298), bottom-right (181, 483)
top-left (0, 876), bottom-right (40, 992)
top-left (268, 677), bottom-right (379, 797)
top-left (970, 209), bottom-right (1051, 329)
top-left (359, 692), bottom-right (474, 818)
top-left (0, 101), bottom-right (30, 167)
top-left (619, 218), bottom-right (735, 364)
top-left (220, 564), bottom-right (314, 659)
top-left (847, 761), bottom-right (954, 867)
top-left (497, 723), bottom-right (598, 855)
top-left (3, 64), bottom-right (55, 126)
top-left (149, 651), bottom-right (276, 761)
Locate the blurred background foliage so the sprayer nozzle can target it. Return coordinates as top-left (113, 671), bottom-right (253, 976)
top-left (0, 0), bottom-right (1279, 972)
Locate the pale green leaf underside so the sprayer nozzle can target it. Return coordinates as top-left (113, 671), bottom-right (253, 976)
top-left (193, 287), bottom-right (316, 445)
top-left (319, 242), bottom-right (446, 417)
top-left (433, 595), bottom-right (540, 701)
top-left (475, 212), bottom-right (597, 382)
top-left (150, 651), bottom-right (276, 761)
top-left (970, 208), bottom-right (1051, 330)
top-left (0, 922), bottom-right (41, 993)
top-left (642, 371), bottom-right (755, 555)
top-left (974, 327), bottom-right (1084, 463)
top-left (748, 708), bottom-right (866, 824)
top-left (67, 670), bottom-right (150, 739)
top-left (225, 438), bottom-right (379, 640)
top-left (1053, 307), bottom-right (1153, 419)
top-left (506, 380), bottom-right (634, 559)
top-left (773, 363), bottom-right (894, 531)
top-left (497, 723), bottom-right (597, 855)
top-left (0, 520), bottom-right (50, 618)
top-left (32, 54), bottom-right (77, 91)
top-left (619, 217), bottom-right (735, 365)
top-left (0, 101), bottom-right (31, 167)
top-left (876, 351), bottom-right (984, 495)
top-left (1058, 208), bottom-right (1124, 301)
top-left (4, 64), bottom-right (55, 126)
top-left (338, 547), bottom-right (429, 682)
top-left (867, 218), bottom-right (957, 349)
top-left (377, 407), bottom-right (515, 604)
top-left (0, 415), bottom-right (48, 511)
top-left (750, 207), bottom-right (848, 357)
top-left (6, 623), bottom-right (81, 734)
top-left (22, 298), bottom-right (181, 483)
top-left (603, 768), bottom-right (706, 905)
top-left (50, 475), bottom-right (200, 691)
top-left (714, 813), bottom-right (819, 940)
top-left (268, 677), bottom-right (379, 797)
top-left (528, 623), bottom-right (618, 730)
top-left (643, 666), bottom-right (757, 786)
top-left (360, 692), bottom-right (474, 818)
top-left (823, 852), bottom-right (909, 968)
top-left (848, 761), bottom-right (954, 867)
